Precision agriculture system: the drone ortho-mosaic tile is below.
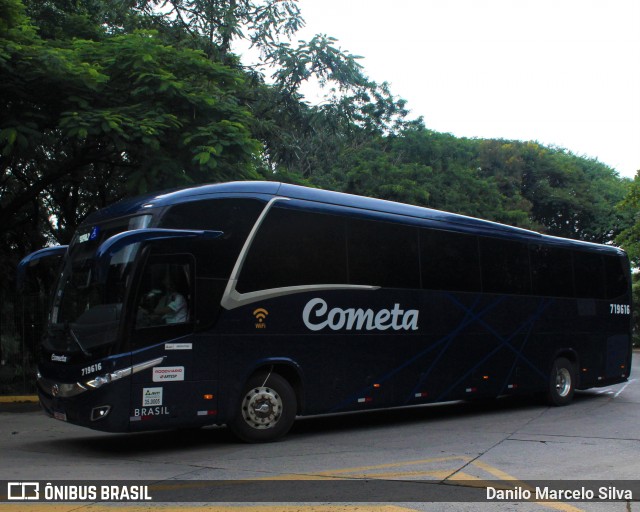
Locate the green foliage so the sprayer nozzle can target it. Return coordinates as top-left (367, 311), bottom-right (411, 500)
top-left (309, 124), bottom-right (630, 244)
top-left (0, 0), bottom-right (633, 293)
top-left (0, 1), bottom-right (260, 285)
top-left (116, 1), bottom-right (411, 185)
top-left (23, 0), bottom-right (109, 40)
top-left (475, 140), bottom-right (630, 242)
top-left (616, 172), bottom-right (640, 267)
top-left (134, 0), bottom-right (304, 59)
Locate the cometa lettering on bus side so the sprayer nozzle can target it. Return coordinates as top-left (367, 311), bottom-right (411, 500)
top-left (302, 298), bottom-right (419, 332)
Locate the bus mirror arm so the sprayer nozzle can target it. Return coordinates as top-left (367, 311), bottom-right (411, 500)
top-left (95, 228), bottom-right (223, 282)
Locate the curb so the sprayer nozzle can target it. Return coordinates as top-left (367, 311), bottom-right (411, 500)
top-left (0, 395), bottom-right (38, 403)
top-left (0, 395), bottom-right (40, 413)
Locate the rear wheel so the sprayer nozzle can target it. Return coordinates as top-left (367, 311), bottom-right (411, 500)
top-left (546, 357), bottom-right (576, 406)
top-left (228, 372), bottom-right (296, 443)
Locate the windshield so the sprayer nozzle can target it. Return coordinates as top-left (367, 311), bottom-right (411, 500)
top-left (45, 215), bottom-right (152, 355)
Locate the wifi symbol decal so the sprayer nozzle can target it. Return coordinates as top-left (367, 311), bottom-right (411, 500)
top-left (253, 308), bottom-right (269, 329)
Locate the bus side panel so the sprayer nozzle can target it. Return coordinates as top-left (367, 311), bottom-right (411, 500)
top-left (215, 284), bottom-right (631, 423)
top-left (215, 289), bottom-right (599, 419)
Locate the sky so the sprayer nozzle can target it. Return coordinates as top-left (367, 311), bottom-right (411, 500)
top-left (291, 0), bottom-right (640, 178)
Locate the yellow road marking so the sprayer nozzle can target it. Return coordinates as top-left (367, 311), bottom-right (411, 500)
top-left (257, 456), bottom-right (586, 512)
top-left (469, 460), bottom-right (520, 481)
top-left (314, 456), bottom-right (472, 476)
top-left (251, 455), bottom-right (472, 482)
top-left (326, 470), bottom-right (453, 480)
top-left (467, 460), bottom-right (584, 512)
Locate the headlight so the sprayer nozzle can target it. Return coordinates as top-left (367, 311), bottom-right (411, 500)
top-left (39, 356), bottom-right (165, 397)
top-left (85, 374), bottom-right (112, 389)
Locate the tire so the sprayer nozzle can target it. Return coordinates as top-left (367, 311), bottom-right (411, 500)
top-left (546, 357), bottom-right (576, 406)
top-left (228, 372), bottom-right (297, 443)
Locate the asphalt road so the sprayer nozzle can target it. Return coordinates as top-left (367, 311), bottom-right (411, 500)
top-left (1, 354), bottom-right (639, 512)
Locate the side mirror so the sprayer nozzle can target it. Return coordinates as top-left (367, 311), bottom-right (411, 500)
top-left (17, 246), bottom-right (68, 292)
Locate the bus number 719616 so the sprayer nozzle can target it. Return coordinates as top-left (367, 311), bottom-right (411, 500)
top-left (610, 304), bottom-right (631, 315)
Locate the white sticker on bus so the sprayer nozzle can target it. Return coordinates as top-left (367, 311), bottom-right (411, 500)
top-left (142, 387), bottom-right (163, 406)
top-left (152, 366), bottom-right (185, 382)
top-left (165, 343), bottom-right (192, 350)
top-left (302, 298), bottom-right (419, 332)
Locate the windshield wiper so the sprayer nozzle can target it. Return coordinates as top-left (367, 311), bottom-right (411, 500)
top-left (66, 322), bottom-right (92, 357)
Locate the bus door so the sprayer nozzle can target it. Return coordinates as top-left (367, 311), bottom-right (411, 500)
top-left (130, 248), bottom-right (218, 430)
top-left (127, 252), bottom-right (209, 428)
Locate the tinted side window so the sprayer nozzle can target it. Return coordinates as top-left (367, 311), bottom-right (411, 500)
top-left (574, 251), bottom-right (605, 299)
top-left (237, 207), bottom-right (347, 293)
top-left (480, 238), bottom-right (531, 294)
top-left (530, 244), bottom-right (574, 297)
top-left (604, 255), bottom-right (629, 299)
top-left (348, 218), bottom-right (420, 288)
top-left (161, 198), bottom-right (264, 279)
top-left (421, 229), bottom-right (481, 292)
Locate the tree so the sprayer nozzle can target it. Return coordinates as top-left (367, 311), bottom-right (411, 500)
top-left (615, 170), bottom-right (640, 346)
top-left (132, 1), bottom-right (411, 180)
top-left (1, 0), bottom-right (260, 280)
top-left (308, 123), bottom-right (631, 244)
top-left (315, 125), bottom-right (507, 220)
top-left (474, 140), bottom-right (630, 242)
top-left (134, 0), bottom-right (304, 61)
top-left (616, 171), bottom-right (640, 266)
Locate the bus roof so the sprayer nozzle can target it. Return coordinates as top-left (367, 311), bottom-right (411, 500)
top-left (84, 181), bottom-right (624, 256)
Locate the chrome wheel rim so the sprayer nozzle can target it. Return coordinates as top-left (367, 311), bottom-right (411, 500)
top-left (555, 367), bottom-right (571, 397)
top-left (241, 386), bottom-right (282, 429)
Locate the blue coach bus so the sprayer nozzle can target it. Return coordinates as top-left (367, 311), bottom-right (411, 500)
top-left (20, 182), bottom-right (632, 442)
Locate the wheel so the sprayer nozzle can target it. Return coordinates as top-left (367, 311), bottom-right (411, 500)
top-left (546, 357), bottom-right (576, 406)
top-left (228, 372), bottom-right (297, 443)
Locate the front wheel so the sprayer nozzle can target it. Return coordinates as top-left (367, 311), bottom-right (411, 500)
top-left (546, 357), bottom-right (576, 406)
top-left (228, 373), bottom-right (297, 443)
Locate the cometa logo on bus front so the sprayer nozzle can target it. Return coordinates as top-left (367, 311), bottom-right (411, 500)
top-left (302, 298), bottom-right (419, 332)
